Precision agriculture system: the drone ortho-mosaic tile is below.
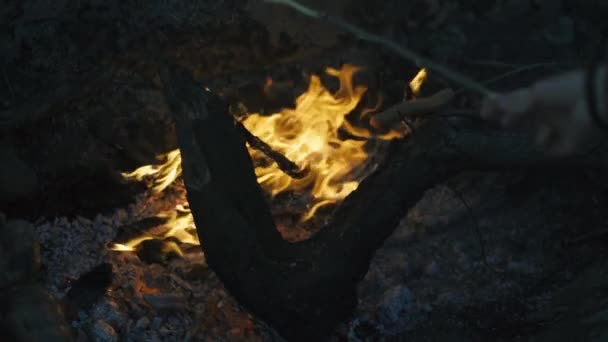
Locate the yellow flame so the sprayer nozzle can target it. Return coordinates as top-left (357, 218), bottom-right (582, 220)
top-left (110, 205), bottom-right (198, 254)
top-left (121, 149), bottom-right (182, 193)
top-left (243, 65), bottom-right (369, 218)
top-left (114, 65), bottom-right (427, 253)
top-left (158, 208), bottom-right (199, 246)
top-left (409, 68), bottom-right (427, 96)
top-left (110, 236), bottom-right (154, 252)
top-left (161, 241), bottom-right (185, 257)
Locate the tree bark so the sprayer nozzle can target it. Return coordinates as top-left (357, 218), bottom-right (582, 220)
top-left (159, 63), bottom-right (608, 341)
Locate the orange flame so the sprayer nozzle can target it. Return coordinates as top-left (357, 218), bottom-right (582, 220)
top-left (114, 65), bottom-right (426, 253)
top-left (121, 149), bottom-right (182, 193)
top-left (243, 65), bottom-right (369, 219)
top-left (109, 204), bottom-right (197, 254)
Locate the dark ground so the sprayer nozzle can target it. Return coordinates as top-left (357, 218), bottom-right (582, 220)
top-left (1, 0), bottom-right (608, 341)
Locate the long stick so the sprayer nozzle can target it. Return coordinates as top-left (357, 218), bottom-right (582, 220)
top-left (264, 0), bottom-right (492, 96)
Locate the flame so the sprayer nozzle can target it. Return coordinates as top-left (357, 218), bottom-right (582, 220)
top-left (243, 65), bottom-right (369, 218)
top-left (110, 205), bottom-right (198, 254)
top-left (111, 236), bottom-right (155, 252)
top-left (113, 65), bottom-right (427, 253)
top-left (122, 149), bottom-right (182, 193)
top-left (159, 207), bottom-right (199, 246)
top-left (409, 68), bottom-right (427, 96)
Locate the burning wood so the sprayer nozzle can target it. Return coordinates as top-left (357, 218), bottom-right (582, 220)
top-left (122, 65), bottom-right (381, 217)
top-left (243, 64), bottom-right (370, 219)
top-left (116, 64), bottom-right (429, 252)
top-left (156, 61), bottom-right (608, 340)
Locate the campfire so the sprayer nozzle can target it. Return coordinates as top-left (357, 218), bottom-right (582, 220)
top-left (5, 52), bottom-right (469, 341)
top-left (112, 65), bottom-right (426, 251)
top-left (4, 1), bottom-right (608, 341)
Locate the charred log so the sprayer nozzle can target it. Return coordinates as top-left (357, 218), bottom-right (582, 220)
top-left (159, 63), bottom-right (608, 341)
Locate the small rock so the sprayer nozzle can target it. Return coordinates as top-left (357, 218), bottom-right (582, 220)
top-left (151, 317), bottom-right (163, 329)
top-left (136, 239), bottom-right (181, 264)
top-left (159, 326), bottom-right (171, 336)
top-left (182, 262), bottom-right (209, 280)
top-left (90, 298), bottom-right (127, 329)
top-left (376, 286), bottom-right (424, 333)
top-left (377, 286), bottom-right (415, 325)
top-left (347, 317), bottom-right (381, 342)
top-left (135, 316), bottom-right (150, 330)
top-left (425, 260), bottom-right (440, 276)
top-left (143, 293), bottom-right (186, 311)
top-left (64, 263), bottom-right (114, 314)
top-left (76, 216), bottom-right (92, 226)
top-left (88, 320), bottom-right (118, 342)
top-left (169, 273), bottom-right (193, 291)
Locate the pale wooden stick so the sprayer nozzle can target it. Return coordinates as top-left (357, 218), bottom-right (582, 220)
top-left (370, 88), bottom-right (455, 129)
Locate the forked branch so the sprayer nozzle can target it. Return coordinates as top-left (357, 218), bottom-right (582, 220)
top-left (161, 63), bottom-right (608, 341)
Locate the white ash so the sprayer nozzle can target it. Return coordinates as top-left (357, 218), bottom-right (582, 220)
top-left (35, 214), bottom-right (118, 294)
top-left (34, 191), bottom-right (170, 295)
top-left (32, 186), bottom-right (267, 341)
top-left (87, 320), bottom-right (118, 342)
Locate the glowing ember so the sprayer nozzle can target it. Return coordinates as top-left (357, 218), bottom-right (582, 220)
top-left (113, 65), bottom-right (426, 253)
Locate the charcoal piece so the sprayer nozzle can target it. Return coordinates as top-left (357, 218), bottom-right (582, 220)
top-left (143, 293), bottom-right (186, 311)
top-left (64, 263), bottom-right (113, 317)
top-left (113, 216), bottom-right (168, 244)
top-left (136, 239), bottom-right (182, 264)
top-left (89, 298), bottom-right (128, 331)
top-left (86, 320), bottom-right (118, 342)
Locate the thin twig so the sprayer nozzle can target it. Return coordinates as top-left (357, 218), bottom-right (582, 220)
top-left (236, 121), bottom-right (307, 179)
top-left (264, 0), bottom-right (492, 96)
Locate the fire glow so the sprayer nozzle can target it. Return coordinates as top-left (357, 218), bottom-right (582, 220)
top-left (110, 65), bottom-right (426, 253)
